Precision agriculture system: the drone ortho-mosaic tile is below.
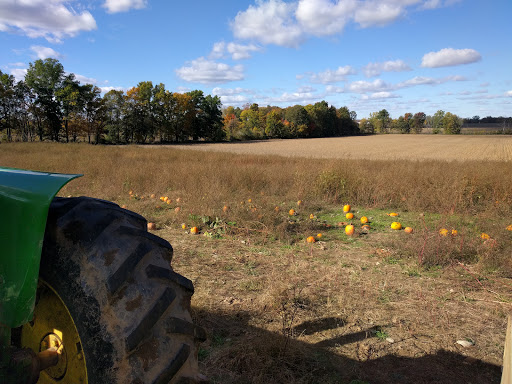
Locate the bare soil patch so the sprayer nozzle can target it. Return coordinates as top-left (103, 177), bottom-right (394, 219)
top-left (162, 225), bottom-right (509, 383)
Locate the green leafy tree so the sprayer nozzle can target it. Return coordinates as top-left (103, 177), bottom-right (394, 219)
top-left (376, 109), bottom-right (391, 133)
top-left (284, 104), bottom-right (310, 137)
top-left (201, 94), bottom-right (224, 141)
top-left (103, 89), bottom-right (126, 143)
top-left (56, 73), bottom-right (80, 142)
top-left (359, 118), bottom-right (374, 134)
top-left (431, 110), bottom-right (445, 134)
top-left (443, 112), bottom-right (462, 134)
top-left (265, 109), bottom-right (284, 138)
top-left (0, 70), bottom-right (16, 141)
top-left (25, 58), bottom-right (65, 141)
top-left (395, 115), bottom-right (410, 134)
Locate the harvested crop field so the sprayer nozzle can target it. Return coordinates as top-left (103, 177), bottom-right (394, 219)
top-left (167, 135), bottom-right (512, 161)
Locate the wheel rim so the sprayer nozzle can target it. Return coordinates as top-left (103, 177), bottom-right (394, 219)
top-left (21, 280), bottom-right (88, 383)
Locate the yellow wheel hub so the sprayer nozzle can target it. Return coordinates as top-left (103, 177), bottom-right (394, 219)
top-left (21, 280), bottom-right (88, 383)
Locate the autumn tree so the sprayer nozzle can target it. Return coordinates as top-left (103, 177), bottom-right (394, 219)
top-left (411, 112), bottom-right (426, 134)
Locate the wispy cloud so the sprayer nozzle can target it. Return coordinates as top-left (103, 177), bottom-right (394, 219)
top-left (176, 57), bottom-right (245, 84)
top-left (362, 59), bottom-right (412, 77)
top-left (103, 0), bottom-right (147, 14)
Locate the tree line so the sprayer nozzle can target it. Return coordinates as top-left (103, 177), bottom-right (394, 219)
top-left (0, 59), bottom-right (361, 144)
top-left (359, 109), bottom-right (465, 134)
top-left (0, 58), bottom-right (224, 144)
top-left (1, 58), bottom-right (506, 144)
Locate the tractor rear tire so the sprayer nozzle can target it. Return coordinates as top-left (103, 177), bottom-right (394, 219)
top-left (30, 197), bottom-right (206, 384)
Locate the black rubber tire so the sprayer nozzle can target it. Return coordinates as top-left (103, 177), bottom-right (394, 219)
top-left (39, 196), bottom-right (206, 384)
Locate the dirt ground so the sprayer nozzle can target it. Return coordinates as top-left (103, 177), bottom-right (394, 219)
top-left (160, 225), bottom-right (509, 384)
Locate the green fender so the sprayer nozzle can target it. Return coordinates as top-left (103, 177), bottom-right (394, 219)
top-left (0, 167), bottom-right (81, 328)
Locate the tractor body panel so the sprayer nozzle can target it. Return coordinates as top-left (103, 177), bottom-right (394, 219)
top-left (0, 167), bottom-right (81, 327)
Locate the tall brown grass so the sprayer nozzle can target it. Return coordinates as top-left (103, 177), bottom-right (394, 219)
top-left (1, 142), bottom-right (510, 218)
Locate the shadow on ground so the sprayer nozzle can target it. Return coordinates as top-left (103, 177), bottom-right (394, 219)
top-left (194, 309), bottom-right (501, 384)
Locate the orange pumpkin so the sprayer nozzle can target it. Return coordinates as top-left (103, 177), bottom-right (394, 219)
top-left (343, 204), bottom-right (351, 213)
top-left (147, 222), bottom-right (156, 231)
top-left (361, 224), bottom-right (370, 231)
top-left (306, 236), bottom-right (316, 243)
top-left (451, 229), bottom-right (458, 236)
top-left (317, 233), bottom-right (322, 238)
top-left (346, 212), bottom-right (354, 220)
top-left (360, 216), bottom-right (368, 224)
top-left (175, 207), bottom-right (181, 213)
top-left (150, 194), bottom-right (156, 199)
top-left (223, 205), bottom-right (229, 213)
top-left (289, 209), bottom-right (296, 216)
top-left (274, 206), bottom-right (280, 213)
top-left (297, 200), bottom-right (303, 207)
top-left (481, 232), bottom-right (490, 240)
top-left (121, 204), bottom-right (127, 209)
top-left (404, 227), bottom-right (413, 234)
top-left (181, 223), bottom-right (186, 229)
top-left (309, 213), bottom-right (315, 219)
top-left (439, 228), bottom-right (449, 236)
top-left (345, 224), bottom-right (355, 236)
top-left (506, 225), bottom-right (512, 231)
top-left (388, 212), bottom-right (399, 217)
top-left (190, 227), bottom-right (199, 235)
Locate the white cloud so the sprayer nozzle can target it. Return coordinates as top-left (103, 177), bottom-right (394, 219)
top-left (176, 57), bottom-right (245, 84)
top-left (74, 74), bottom-right (97, 84)
top-left (0, 0), bottom-right (96, 42)
top-left (100, 86), bottom-right (125, 94)
top-left (306, 66), bottom-right (356, 84)
top-left (421, 48), bottom-right (482, 68)
top-left (506, 91), bottom-right (512, 97)
top-left (30, 45), bottom-right (62, 60)
top-left (210, 42), bottom-right (261, 60)
top-left (296, 0), bottom-right (356, 35)
top-left (10, 68), bottom-right (27, 82)
top-left (219, 94), bottom-right (251, 106)
top-left (362, 59), bottom-right (412, 77)
top-left (231, 0), bottom-right (458, 47)
top-left (369, 91), bottom-right (400, 99)
top-left (8, 62), bottom-right (26, 67)
top-left (212, 87), bottom-right (254, 96)
top-left (421, 0), bottom-right (461, 10)
top-left (103, 0), bottom-right (147, 13)
top-left (231, 0), bottom-right (304, 47)
top-left (397, 75), bottom-right (466, 88)
top-left (348, 79), bottom-right (391, 93)
top-left (354, 1), bottom-right (407, 28)
top-left (325, 85), bottom-right (344, 94)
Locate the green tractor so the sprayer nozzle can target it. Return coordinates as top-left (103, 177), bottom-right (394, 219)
top-left (0, 167), bottom-right (206, 384)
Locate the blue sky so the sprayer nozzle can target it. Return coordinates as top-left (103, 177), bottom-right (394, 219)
top-left (1, 0), bottom-right (511, 118)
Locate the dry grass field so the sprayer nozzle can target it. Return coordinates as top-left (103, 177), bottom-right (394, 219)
top-left (167, 135), bottom-right (512, 161)
top-left (1, 138), bottom-right (512, 383)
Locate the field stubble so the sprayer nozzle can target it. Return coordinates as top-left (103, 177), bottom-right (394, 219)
top-left (1, 138), bottom-right (512, 383)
